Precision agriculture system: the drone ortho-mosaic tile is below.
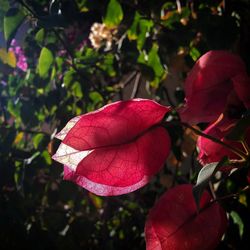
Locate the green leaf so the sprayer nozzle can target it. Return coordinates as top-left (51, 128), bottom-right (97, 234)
top-left (98, 53), bottom-right (116, 77)
top-left (63, 70), bottom-right (76, 86)
top-left (89, 91), bottom-right (103, 105)
top-left (35, 28), bottom-right (45, 44)
top-left (104, 0), bottom-right (123, 28)
top-left (230, 211), bottom-right (244, 238)
top-left (226, 114), bottom-right (250, 141)
top-left (41, 150), bottom-right (52, 165)
top-left (193, 156), bottom-right (228, 210)
top-left (7, 99), bottom-right (21, 118)
top-left (189, 47), bottom-right (201, 61)
top-left (33, 134), bottom-right (45, 149)
top-left (38, 47), bottom-right (54, 78)
top-left (138, 44), bottom-right (165, 87)
top-left (127, 12), bottom-right (141, 40)
top-left (4, 8), bottom-right (25, 49)
top-left (72, 81), bottom-right (83, 98)
top-left (148, 44), bottom-right (164, 80)
top-left (137, 19), bottom-right (153, 50)
top-left (128, 13), bottom-right (153, 50)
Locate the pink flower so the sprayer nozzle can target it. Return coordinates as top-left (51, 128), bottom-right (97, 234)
top-left (197, 115), bottom-right (250, 167)
top-left (52, 99), bottom-right (171, 196)
top-left (145, 184), bottom-right (228, 250)
top-left (179, 50), bottom-right (250, 124)
top-left (10, 39), bottom-right (28, 72)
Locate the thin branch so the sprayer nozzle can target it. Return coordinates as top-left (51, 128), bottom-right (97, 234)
top-left (241, 140), bottom-right (250, 156)
top-left (181, 122), bottom-right (247, 160)
top-left (162, 86), bottom-right (176, 107)
top-left (213, 185), bottom-right (250, 203)
top-left (119, 71), bottom-right (137, 88)
top-left (130, 73), bottom-right (141, 98)
top-left (1, 125), bottom-right (50, 136)
top-left (16, 0), bottom-right (38, 18)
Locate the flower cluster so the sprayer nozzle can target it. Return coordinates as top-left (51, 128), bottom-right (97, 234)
top-left (9, 39), bottom-right (28, 72)
top-left (89, 22), bottom-right (117, 51)
top-left (53, 50), bottom-right (250, 249)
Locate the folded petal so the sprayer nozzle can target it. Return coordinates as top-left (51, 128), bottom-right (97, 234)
top-left (59, 99), bottom-right (171, 151)
top-left (145, 184), bottom-right (227, 250)
top-left (53, 99), bottom-right (172, 195)
top-left (197, 115), bottom-right (250, 166)
top-left (54, 126), bottom-right (171, 196)
top-left (180, 50), bottom-right (247, 124)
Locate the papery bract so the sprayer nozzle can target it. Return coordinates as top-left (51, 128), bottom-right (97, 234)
top-left (180, 50), bottom-right (249, 124)
top-left (53, 99), bottom-right (171, 196)
top-left (145, 184), bottom-right (227, 250)
top-left (197, 115), bottom-right (250, 167)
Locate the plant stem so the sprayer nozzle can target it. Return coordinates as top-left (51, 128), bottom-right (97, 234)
top-left (241, 140), bottom-right (250, 156)
top-left (181, 122), bottom-right (247, 160)
top-left (1, 125), bottom-right (50, 136)
top-left (212, 185), bottom-right (250, 203)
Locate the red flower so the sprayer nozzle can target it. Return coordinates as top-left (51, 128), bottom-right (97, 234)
top-left (145, 184), bottom-right (228, 250)
top-left (180, 50), bottom-right (249, 124)
top-left (197, 115), bottom-right (250, 167)
top-left (53, 99), bottom-right (171, 196)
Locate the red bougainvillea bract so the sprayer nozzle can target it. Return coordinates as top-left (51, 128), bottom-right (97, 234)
top-left (179, 50), bottom-right (250, 124)
top-left (145, 185), bottom-right (228, 250)
top-left (52, 50), bottom-right (250, 249)
top-left (53, 99), bottom-right (171, 196)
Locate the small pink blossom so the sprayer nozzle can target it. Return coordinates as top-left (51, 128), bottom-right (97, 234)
top-left (9, 39), bottom-right (28, 72)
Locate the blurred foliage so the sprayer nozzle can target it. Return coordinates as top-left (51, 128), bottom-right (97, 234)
top-left (0, 0), bottom-right (250, 249)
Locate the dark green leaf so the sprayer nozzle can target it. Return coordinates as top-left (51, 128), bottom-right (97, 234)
top-left (193, 156), bottom-right (228, 210)
top-left (4, 8), bottom-right (25, 49)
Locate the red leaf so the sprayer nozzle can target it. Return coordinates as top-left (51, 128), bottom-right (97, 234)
top-left (179, 50), bottom-right (247, 124)
top-left (53, 99), bottom-right (171, 196)
top-left (145, 184), bottom-right (228, 250)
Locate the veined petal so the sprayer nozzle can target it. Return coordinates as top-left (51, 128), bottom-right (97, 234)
top-left (180, 51), bottom-right (247, 124)
top-left (53, 99), bottom-right (172, 195)
top-left (61, 99), bottom-right (171, 151)
top-left (145, 185), bottom-right (228, 250)
top-left (60, 126), bottom-right (171, 196)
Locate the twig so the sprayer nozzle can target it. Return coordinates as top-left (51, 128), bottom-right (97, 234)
top-left (16, 0), bottom-right (38, 18)
top-left (163, 86), bottom-right (176, 107)
top-left (181, 122), bottom-right (247, 160)
top-left (213, 185), bottom-right (250, 203)
top-left (119, 71), bottom-right (137, 88)
top-left (1, 125), bottom-right (50, 136)
top-left (241, 140), bottom-right (250, 156)
top-left (130, 72), bottom-right (141, 98)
